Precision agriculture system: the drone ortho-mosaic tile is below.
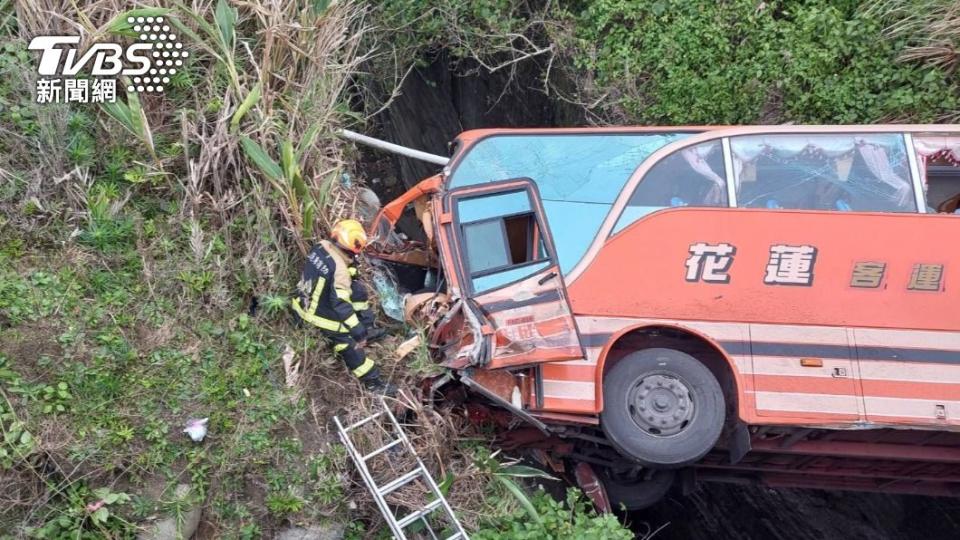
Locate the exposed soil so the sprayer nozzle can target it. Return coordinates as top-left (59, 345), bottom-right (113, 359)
top-left (0, 321), bottom-right (64, 381)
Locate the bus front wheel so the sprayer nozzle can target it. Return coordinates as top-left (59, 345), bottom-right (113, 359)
top-left (601, 348), bottom-right (725, 468)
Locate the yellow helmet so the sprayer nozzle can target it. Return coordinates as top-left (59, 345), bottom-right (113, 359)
top-left (331, 219), bottom-right (367, 254)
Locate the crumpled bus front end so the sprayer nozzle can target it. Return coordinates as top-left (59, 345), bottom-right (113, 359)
top-left (365, 175), bottom-right (488, 370)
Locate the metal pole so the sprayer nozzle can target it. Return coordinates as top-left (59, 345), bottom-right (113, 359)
top-left (337, 129), bottom-right (450, 166)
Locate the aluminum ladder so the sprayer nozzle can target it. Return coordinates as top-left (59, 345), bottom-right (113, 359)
top-left (334, 398), bottom-right (469, 540)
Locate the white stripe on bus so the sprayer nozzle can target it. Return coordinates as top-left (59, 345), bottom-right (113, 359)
top-left (859, 361), bottom-right (960, 384)
top-left (750, 324), bottom-right (848, 346)
top-left (575, 316), bottom-right (747, 341)
top-left (754, 391), bottom-right (859, 415)
top-left (542, 380), bottom-right (595, 400)
top-left (744, 355), bottom-right (856, 377)
top-left (749, 393), bottom-right (959, 422)
top-left (854, 327), bottom-right (960, 351)
top-left (863, 396), bottom-right (960, 422)
top-left (735, 354), bottom-right (960, 386)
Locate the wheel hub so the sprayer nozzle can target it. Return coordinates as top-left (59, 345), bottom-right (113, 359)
top-left (628, 374), bottom-right (694, 436)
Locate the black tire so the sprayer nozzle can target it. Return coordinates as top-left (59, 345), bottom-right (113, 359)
top-left (601, 348), bottom-right (724, 468)
top-left (602, 468), bottom-right (675, 511)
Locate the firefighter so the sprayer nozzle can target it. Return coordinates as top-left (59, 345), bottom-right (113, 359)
top-left (291, 219), bottom-right (395, 395)
top-left (346, 254), bottom-right (386, 343)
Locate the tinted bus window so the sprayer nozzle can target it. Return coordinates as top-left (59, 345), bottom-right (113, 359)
top-left (615, 141), bottom-right (727, 232)
top-left (732, 134), bottom-right (915, 213)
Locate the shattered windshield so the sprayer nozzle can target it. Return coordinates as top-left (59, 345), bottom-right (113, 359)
top-left (449, 133), bottom-right (691, 272)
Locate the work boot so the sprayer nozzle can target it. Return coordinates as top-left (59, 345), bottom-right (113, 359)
top-left (361, 370), bottom-right (397, 397)
top-left (365, 326), bottom-right (388, 343)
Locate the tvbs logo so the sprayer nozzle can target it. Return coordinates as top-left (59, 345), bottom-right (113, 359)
top-left (29, 15), bottom-right (187, 104)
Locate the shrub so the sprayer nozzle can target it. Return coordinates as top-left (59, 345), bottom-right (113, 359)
top-left (572, 0), bottom-right (958, 124)
top-left (473, 488), bottom-right (633, 540)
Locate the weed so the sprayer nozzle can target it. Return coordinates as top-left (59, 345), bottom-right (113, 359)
top-left (265, 488), bottom-right (305, 517)
top-left (258, 294), bottom-right (289, 318)
top-left (79, 191), bottom-right (135, 253)
top-left (122, 165), bottom-right (149, 185)
top-left (177, 269), bottom-right (214, 295)
top-left (308, 449), bottom-right (346, 505)
top-left (406, 327), bottom-right (444, 376)
top-left (0, 358), bottom-right (36, 469)
top-left (37, 382), bottom-right (73, 414)
top-left (27, 484), bottom-right (133, 539)
top-left (473, 488), bottom-right (633, 539)
top-left (101, 147), bottom-right (132, 183)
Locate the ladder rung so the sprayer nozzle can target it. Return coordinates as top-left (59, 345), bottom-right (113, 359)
top-left (344, 411), bottom-right (384, 432)
top-left (397, 498), bottom-right (444, 529)
top-left (363, 438), bottom-right (404, 461)
top-left (378, 468), bottom-right (422, 496)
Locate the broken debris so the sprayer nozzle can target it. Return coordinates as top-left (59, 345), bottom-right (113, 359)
top-left (183, 418), bottom-right (208, 442)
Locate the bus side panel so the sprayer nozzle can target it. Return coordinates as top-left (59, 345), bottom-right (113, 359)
top-left (568, 208), bottom-right (960, 428)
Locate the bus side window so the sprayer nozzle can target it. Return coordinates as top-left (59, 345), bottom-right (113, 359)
top-left (913, 135), bottom-right (960, 214)
top-left (731, 134), bottom-right (916, 213)
top-left (615, 141), bottom-right (727, 231)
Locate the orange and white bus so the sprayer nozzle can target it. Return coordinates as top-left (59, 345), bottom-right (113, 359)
top-left (370, 125), bottom-right (960, 507)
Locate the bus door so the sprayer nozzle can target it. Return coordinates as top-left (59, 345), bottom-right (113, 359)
top-left (437, 178), bottom-right (585, 369)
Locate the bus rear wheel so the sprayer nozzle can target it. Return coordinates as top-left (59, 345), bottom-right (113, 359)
top-left (601, 348), bottom-right (724, 468)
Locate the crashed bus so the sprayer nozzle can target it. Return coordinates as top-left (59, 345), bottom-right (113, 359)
top-left (368, 125), bottom-right (960, 508)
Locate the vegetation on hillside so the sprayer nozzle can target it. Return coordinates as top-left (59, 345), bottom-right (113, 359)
top-left (2, 0), bottom-right (959, 537)
top-left (370, 0), bottom-right (960, 124)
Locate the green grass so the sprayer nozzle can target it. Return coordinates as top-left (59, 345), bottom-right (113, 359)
top-left (0, 207), bottom-right (360, 535)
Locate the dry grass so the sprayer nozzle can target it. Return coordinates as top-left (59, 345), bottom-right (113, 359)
top-left (9, 0), bottom-right (372, 276)
top-left (872, 0), bottom-right (960, 73)
top-left (332, 390), bottom-right (498, 532)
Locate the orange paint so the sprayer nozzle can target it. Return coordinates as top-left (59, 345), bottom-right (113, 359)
top-left (569, 208), bottom-right (960, 332)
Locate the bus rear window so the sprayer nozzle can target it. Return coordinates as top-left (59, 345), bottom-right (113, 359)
top-left (731, 134), bottom-right (915, 213)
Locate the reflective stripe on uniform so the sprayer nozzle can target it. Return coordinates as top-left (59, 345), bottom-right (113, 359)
top-left (348, 266), bottom-right (358, 277)
top-left (308, 276), bottom-right (327, 314)
top-left (352, 301), bottom-right (370, 311)
top-left (343, 313), bottom-right (360, 328)
top-left (335, 288), bottom-right (352, 301)
top-left (291, 275), bottom-right (350, 333)
top-left (334, 343), bottom-right (349, 352)
top-left (291, 298), bottom-right (348, 332)
top-left (352, 357), bottom-right (375, 378)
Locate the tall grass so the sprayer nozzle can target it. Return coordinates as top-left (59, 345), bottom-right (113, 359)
top-left (871, 0), bottom-right (960, 73)
top-left (7, 0), bottom-right (370, 280)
